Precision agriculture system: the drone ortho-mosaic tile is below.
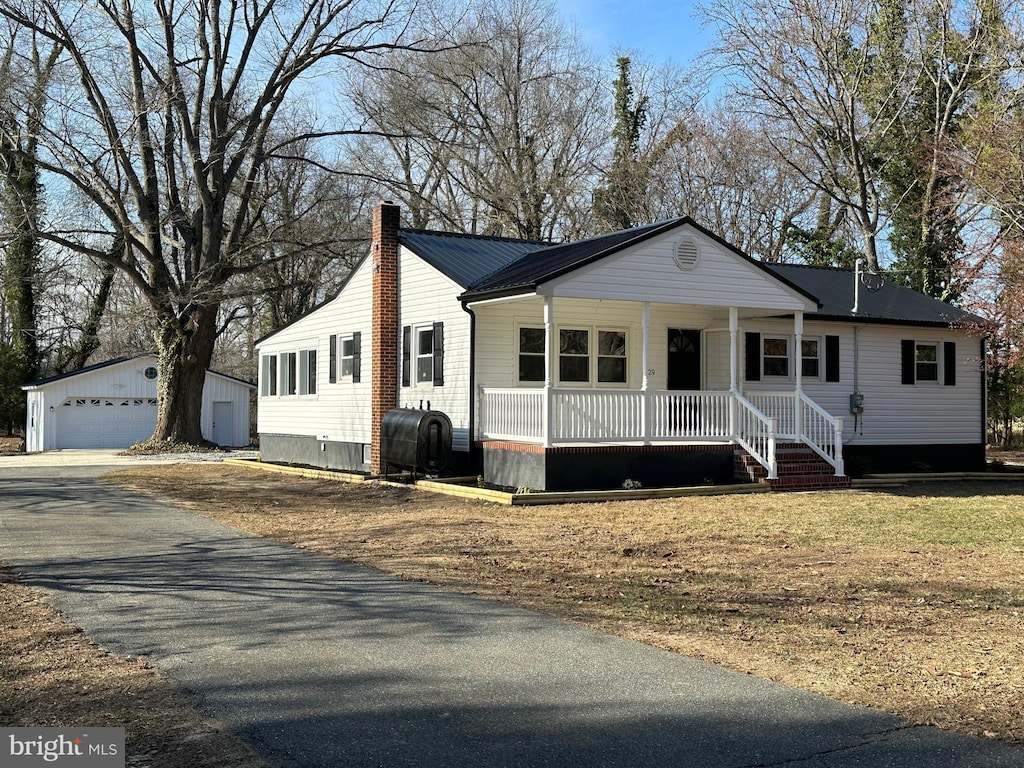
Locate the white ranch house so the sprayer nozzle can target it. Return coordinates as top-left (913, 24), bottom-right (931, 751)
top-left (255, 201), bottom-right (985, 491)
top-left (23, 354), bottom-right (254, 451)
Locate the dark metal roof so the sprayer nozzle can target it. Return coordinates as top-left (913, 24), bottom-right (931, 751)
top-left (23, 353), bottom-right (255, 389)
top-left (765, 263), bottom-right (986, 327)
top-left (460, 219), bottom-right (681, 299)
top-left (398, 229), bottom-right (549, 288)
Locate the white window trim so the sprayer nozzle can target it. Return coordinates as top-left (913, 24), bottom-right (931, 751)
top-left (280, 351), bottom-right (297, 396)
top-left (515, 324), bottom-right (546, 387)
top-left (756, 334), bottom-right (826, 381)
top-left (800, 336), bottom-right (822, 381)
top-left (553, 325), bottom-right (631, 389)
top-left (596, 327), bottom-right (629, 386)
top-left (414, 324), bottom-right (436, 387)
top-left (915, 340), bottom-right (940, 384)
top-left (762, 336), bottom-right (790, 379)
top-left (299, 348), bottom-right (318, 396)
top-left (339, 335), bottom-right (356, 381)
top-left (260, 354), bottom-right (278, 397)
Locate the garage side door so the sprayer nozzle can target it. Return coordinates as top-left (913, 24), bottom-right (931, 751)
top-left (56, 398), bottom-right (158, 449)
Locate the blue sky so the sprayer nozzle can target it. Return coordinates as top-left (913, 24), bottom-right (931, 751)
top-left (554, 0), bottom-right (715, 67)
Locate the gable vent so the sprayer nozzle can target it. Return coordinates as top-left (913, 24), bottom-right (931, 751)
top-left (674, 238), bottom-right (699, 270)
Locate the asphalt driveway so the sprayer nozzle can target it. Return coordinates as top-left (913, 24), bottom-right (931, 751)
top-left (1, 459), bottom-right (1022, 767)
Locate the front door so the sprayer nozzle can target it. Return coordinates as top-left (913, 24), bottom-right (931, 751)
top-left (667, 329), bottom-right (701, 390)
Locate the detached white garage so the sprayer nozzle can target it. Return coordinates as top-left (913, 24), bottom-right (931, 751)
top-left (22, 354), bottom-right (255, 452)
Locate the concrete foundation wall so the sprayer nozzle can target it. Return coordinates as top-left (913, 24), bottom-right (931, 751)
top-left (260, 433), bottom-right (367, 473)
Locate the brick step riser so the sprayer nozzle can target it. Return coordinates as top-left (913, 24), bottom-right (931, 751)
top-left (734, 448), bottom-right (848, 490)
top-left (735, 460), bottom-right (835, 477)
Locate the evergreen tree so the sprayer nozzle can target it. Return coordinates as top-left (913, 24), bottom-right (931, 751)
top-left (593, 56), bottom-right (649, 231)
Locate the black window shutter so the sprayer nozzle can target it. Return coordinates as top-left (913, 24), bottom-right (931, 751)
top-left (401, 326), bottom-right (411, 387)
top-left (825, 335), bottom-right (840, 382)
top-left (744, 332), bottom-right (761, 382)
top-left (432, 322), bottom-right (444, 386)
top-left (901, 340), bottom-right (915, 385)
top-left (352, 332), bottom-right (362, 383)
top-left (943, 341), bottom-right (956, 386)
top-left (328, 335), bottom-right (337, 383)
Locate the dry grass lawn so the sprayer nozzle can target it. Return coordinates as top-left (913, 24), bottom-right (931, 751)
top-left (99, 463), bottom-right (1024, 752)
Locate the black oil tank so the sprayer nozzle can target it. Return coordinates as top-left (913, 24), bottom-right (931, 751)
top-left (380, 408), bottom-right (452, 476)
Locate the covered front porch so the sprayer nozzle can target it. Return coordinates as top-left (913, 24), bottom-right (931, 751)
top-left (471, 299), bottom-right (845, 483)
top-left (478, 386), bottom-right (845, 481)
top-left (463, 224), bottom-right (848, 490)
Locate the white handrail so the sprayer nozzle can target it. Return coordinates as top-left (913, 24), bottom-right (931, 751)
top-left (732, 392), bottom-right (778, 480)
top-left (799, 393), bottom-right (845, 476)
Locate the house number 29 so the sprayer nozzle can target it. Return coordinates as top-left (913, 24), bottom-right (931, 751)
top-left (647, 368), bottom-right (655, 375)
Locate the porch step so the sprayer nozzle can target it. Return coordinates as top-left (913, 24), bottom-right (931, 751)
top-left (734, 444), bottom-right (850, 492)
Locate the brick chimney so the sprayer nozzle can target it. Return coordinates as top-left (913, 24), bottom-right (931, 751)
top-left (370, 200), bottom-right (401, 474)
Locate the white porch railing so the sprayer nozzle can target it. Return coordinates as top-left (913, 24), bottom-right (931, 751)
top-left (733, 392), bottom-right (778, 479)
top-left (751, 392), bottom-right (845, 476)
top-left (478, 387), bottom-right (845, 479)
top-left (799, 393), bottom-right (845, 476)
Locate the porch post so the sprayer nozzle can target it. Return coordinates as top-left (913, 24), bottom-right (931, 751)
top-left (543, 295), bottom-right (553, 448)
top-left (641, 302), bottom-right (651, 443)
top-left (729, 307), bottom-right (738, 438)
top-left (729, 307), bottom-right (739, 391)
top-left (794, 310), bottom-right (804, 440)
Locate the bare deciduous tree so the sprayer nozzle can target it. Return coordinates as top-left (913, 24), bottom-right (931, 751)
top-left (0, 0), bottom-right (446, 445)
top-left (349, 0), bottom-right (604, 240)
top-left (701, 0), bottom-right (907, 269)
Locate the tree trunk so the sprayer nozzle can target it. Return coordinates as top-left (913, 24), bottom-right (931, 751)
top-left (152, 303), bottom-right (218, 446)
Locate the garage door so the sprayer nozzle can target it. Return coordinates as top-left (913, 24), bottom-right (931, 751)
top-left (56, 398), bottom-right (159, 449)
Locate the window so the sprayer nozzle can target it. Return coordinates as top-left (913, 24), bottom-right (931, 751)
top-left (801, 338), bottom-right (820, 378)
top-left (902, 340), bottom-right (955, 385)
top-left (597, 330), bottom-right (627, 383)
top-left (262, 355), bottom-right (277, 396)
top-left (341, 337), bottom-right (355, 378)
top-left (281, 352), bottom-right (296, 395)
top-left (915, 343), bottom-right (938, 382)
top-left (559, 329), bottom-right (590, 383)
top-left (518, 327), bottom-right (545, 382)
top-left (144, 366), bottom-right (158, 380)
top-left (299, 349), bottom-right (317, 395)
top-left (403, 323), bottom-right (443, 387)
top-left (417, 327), bottom-right (435, 383)
top-left (763, 337), bottom-right (789, 377)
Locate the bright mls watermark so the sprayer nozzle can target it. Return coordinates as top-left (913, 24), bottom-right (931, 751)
top-left (1, 728), bottom-right (124, 767)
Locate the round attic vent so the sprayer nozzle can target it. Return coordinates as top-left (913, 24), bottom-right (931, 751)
top-left (674, 238), bottom-right (699, 270)
top-left (144, 366), bottom-right (158, 380)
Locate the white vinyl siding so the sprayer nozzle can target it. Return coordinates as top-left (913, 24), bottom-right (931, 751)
top-left (397, 246), bottom-right (471, 450)
top-left (256, 259), bottom-right (373, 445)
top-left (23, 355), bottom-right (253, 451)
top-left (743, 319), bottom-right (982, 446)
top-left (475, 301), bottom-right (982, 448)
top-left (543, 226), bottom-right (817, 313)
